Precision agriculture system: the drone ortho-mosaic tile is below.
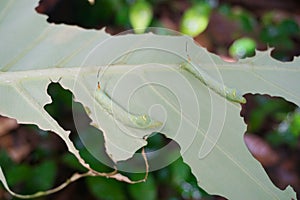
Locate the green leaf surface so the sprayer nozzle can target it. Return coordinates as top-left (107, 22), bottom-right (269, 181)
top-left (0, 0), bottom-right (299, 199)
top-left (128, 174), bottom-right (156, 200)
top-left (86, 176), bottom-right (126, 200)
top-left (31, 160), bottom-right (57, 191)
top-left (170, 158), bottom-right (190, 184)
top-left (6, 164), bottom-right (31, 186)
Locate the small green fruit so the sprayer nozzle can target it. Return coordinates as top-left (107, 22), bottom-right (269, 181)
top-left (129, 0), bottom-right (153, 34)
top-left (180, 4), bottom-right (211, 37)
top-left (229, 37), bottom-right (256, 59)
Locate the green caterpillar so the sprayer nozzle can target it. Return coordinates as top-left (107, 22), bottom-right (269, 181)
top-left (180, 62), bottom-right (246, 104)
top-left (94, 83), bottom-right (163, 129)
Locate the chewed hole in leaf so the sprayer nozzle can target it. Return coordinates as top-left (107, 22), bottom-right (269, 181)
top-left (45, 82), bottom-right (115, 172)
top-left (0, 82), bottom-right (119, 199)
top-left (35, 0), bottom-right (116, 32)
top-left (241, 94), bottom-right (300, 194)
top-left (117, 133), bottom-right (227, 200)
top-left (38, 82), bottom-right (229, 200)
top-left (0, 120), bottom-right (81, 199)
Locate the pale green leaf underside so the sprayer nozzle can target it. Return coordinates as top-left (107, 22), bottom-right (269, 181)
top-left (0, 0), bottom-right (299, 199)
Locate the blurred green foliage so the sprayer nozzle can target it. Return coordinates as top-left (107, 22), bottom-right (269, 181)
top-left (1, 0), bottom-right (299, 199)
top-left (267, 108), bottom-right (300, 148)
top-left (260, 16), bottom-right (300, 60)
top-left (43, 0), bottom-right (299, 60)
top-left (246, 95), bottom-right (299, 148)
top-left (0, 146), bottom-right (57, 197)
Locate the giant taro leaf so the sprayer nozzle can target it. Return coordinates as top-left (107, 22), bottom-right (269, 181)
top-left (0, 0), bottom-right (299, 199)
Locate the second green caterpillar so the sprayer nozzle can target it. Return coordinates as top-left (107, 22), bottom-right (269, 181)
top-left (180, 62), bottom-right (246, 104)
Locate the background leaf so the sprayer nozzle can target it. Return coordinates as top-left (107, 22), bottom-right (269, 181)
top-left (86, 176), bottom-right (126, 200)
top-left (128, 174), bottom-right (156, 200)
